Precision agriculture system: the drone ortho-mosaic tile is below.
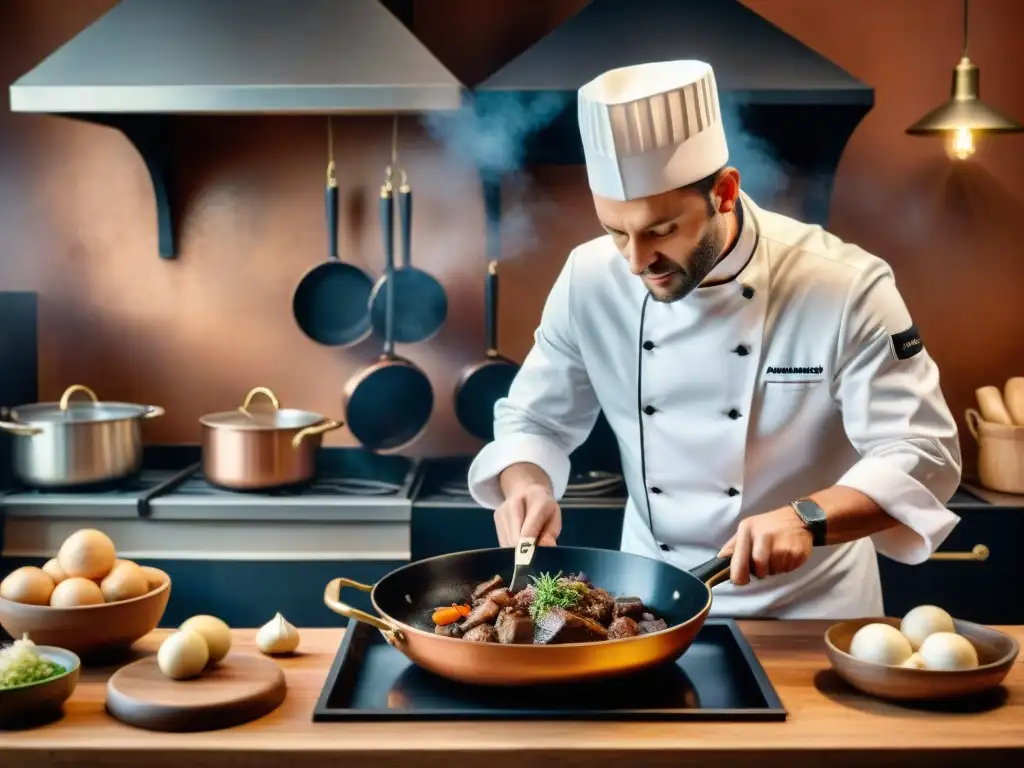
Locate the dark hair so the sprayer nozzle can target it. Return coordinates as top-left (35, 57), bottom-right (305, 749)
top-left (680, 167), bottom-right (724, 216)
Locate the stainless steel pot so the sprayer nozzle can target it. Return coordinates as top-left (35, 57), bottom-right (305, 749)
top-left (0, 384), bottom-right (165, 488)
top-left (199, 386), bottom-right (343, 490)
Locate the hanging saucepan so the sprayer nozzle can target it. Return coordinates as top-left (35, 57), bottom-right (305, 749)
top-left (454, 177), bottom-right (519, 441)
top-left (324, 546), bottom-right (737, 687)
top-left (292, 118), bottom-right (374, 347)
top-left (0, 384), bottom-right (164, 489)
top-left (199, 386), bottom-right (342, 491)
top-left (343, 170), bottom-right (434, 453)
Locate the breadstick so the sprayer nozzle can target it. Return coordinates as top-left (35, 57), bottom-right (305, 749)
top-left (976, 385), bottom-right (1014, 425)
top-left (1003, 377), bottom-right (1024, 426)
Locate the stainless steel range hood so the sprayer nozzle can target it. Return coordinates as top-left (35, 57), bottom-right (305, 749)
top-left (9, 0), bottom-right (466, 114)
top-left (477, 0), bottom-right (871, 105)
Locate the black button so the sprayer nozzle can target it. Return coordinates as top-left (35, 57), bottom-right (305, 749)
top-left (734, 344), bottom-right (750, 356)
top-left (642, 340), bottom-right (656, 351)
top-left (728, 408), bottom-right (741, 419)
top-left (643, 405), bottom-right (657, 415)
top-left (742, 285), bottom-right (755, 299)
top-left (659, 543), bottom-right (671, 551)
top-left (727, 487), bottom-right (740, 497)
top-left (650, 487), bottom-right (662, 494)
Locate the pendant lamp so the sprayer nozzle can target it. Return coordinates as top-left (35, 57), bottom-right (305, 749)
top-left (906, 0), bottom-right (1023, 159)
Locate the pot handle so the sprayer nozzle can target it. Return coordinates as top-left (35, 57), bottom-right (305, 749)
top-left (240, 387), bottom-right (280, 411)
top-left (0, 420), bottom-right (42, 437)
top-left (59, 384), bottom-right (98, 410)
top-left (688, 555), bottom-right (733, 588)
top-left (324, 577), bottom-right (404, 642)
top-left (292, 418), bottom-right (343, 448)
top-left (144, 406), bottom-right (165, 419)
top-left (965, 408), bottom-right (981, 441)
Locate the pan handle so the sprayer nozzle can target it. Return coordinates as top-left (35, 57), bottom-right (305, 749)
top-left (397, 169), bottom-right (411, 269)
top-left (485, 261), bottom-right (499, 356)
top-left (324, 577), bottom-right (405, 642)
top-left (292, 418), bottom-right (343, 448)
top-left (688, 555), bottom-right (732, 588)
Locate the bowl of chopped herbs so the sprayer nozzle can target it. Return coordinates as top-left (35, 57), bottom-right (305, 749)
top-left (0, 632), bottom-right (80, 726)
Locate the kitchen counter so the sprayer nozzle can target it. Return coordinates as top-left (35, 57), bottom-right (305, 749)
top-left (2, 623), bottom-right (1021, 767)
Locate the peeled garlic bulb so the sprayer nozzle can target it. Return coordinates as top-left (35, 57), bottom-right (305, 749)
top-left (257, 612), bottom-right (300, 655)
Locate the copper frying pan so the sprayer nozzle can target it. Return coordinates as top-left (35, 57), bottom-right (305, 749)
top-left (324, 546), bottom-right (734, 687)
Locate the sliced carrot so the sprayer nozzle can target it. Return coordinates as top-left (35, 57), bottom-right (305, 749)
top-left (431, 603), bottom-right (471, 625)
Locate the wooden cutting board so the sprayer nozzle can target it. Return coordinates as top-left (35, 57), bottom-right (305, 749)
top-left (105, 652), bottom-right (287, 732)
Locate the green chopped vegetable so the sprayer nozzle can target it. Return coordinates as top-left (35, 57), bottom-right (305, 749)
top-left (528, 571), bottom-right (588, 620)
top-left (0, 633), bottom-right (67, 689)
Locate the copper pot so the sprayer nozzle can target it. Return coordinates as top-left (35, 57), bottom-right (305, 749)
top-left (199, 387), bottom-right (342, 490)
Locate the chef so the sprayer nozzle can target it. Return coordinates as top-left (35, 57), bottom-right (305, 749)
top-left (466, 59), bottom-right (963, 619)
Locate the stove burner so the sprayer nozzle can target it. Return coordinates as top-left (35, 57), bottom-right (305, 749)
top-left (0, 449), bottom-right (415, 517)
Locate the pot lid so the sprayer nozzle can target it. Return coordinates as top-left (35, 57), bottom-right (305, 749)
top-left (11, 400), bottom-right (152, 424)
top-left (199, 407), bottom-right (323, 430)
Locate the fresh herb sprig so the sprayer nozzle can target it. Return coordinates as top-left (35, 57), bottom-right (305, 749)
top-left (528, 571), bottom-right (589, 620)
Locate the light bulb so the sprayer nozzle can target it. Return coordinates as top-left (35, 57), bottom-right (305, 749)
top-left (949, 126), bottom-right (976, 160)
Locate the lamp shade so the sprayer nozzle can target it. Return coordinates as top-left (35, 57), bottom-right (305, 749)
top-left (907, 56), bottom-right (1024, 135)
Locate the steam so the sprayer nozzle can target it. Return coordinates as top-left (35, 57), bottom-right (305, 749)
top-left (418, 92), bottom-right (571, 258)
top-left (718, 95), bottom-right (789, 211)
top-left (418, 90), bottom-right (844, 258)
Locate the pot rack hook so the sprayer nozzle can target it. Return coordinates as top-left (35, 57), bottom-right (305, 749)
top-left (385, 115), bottom-right (408, 188)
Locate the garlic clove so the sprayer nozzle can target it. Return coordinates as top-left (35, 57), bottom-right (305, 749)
top-left (257, 612), bottom-right (300, 655)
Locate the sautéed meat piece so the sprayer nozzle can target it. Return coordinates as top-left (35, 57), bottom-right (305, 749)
top-left (430, 572), bottom-right (669, 644)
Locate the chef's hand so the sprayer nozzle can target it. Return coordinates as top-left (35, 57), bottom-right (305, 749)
top-left (717, 506), bottom-right (813, 585)
top-left (494, 484), bottom-right (561, 548)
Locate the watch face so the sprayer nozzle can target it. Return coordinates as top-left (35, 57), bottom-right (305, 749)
top-left (793, 500), bottom-right (826, 545)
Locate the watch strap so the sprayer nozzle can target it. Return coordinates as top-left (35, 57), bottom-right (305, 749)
top-left (790, 498), bottom-right (827, 547)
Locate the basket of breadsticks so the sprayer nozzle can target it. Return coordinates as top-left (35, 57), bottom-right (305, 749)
top-left (965, 377), bottom-right (1024, 494)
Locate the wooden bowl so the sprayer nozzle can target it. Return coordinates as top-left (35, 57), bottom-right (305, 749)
top-left (0, 569), bottom-right (171, 659)
top-left (825, 616), bottom-right (1019, 701)
top-left (0, 645), bottom-right (80, 726)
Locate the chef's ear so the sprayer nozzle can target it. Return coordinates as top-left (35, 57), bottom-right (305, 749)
top-left (713, 167), bottom-right (741, 213)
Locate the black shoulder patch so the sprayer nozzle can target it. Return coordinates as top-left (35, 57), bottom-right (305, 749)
top-left (890, 323), bottom-right (923, 360)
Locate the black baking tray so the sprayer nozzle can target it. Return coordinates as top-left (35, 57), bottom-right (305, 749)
top-left (312, 618), bottom-right (786, 721)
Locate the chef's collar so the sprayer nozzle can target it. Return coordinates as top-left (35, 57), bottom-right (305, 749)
top-left (700, 193), bottom-right (757, 287)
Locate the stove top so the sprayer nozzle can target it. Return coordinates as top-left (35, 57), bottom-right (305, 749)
top-left (0, 447), bottom-right (417, 519)
top-left (413, 456), bottom-right (626, 505)
top-left (313, 618), bottom-right (786, 721)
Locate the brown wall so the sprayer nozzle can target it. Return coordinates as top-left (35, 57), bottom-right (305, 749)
top-left (2, 0), bottom-right (1023, 477)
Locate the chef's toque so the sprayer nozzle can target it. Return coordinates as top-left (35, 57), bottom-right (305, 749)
top-left (577, 60), bottom-right (729, 201)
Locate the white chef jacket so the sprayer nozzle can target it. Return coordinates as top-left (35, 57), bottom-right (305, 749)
top-left (467, 191), bottom-right (963, 619)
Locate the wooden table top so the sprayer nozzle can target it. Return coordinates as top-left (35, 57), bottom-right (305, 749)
top-left (2, 621), bottom-right (1022, 768)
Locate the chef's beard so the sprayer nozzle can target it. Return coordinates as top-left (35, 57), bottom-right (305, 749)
top-left (643, 213), bottom-right (728, 303)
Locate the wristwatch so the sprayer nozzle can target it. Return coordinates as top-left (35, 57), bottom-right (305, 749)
top-left (790, 498), bottom-right (827, 547)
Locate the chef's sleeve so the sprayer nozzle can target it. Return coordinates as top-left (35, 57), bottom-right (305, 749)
top-left (831, 259), bottom-right (962, 564)
top-left (468, 249), bottom-right (603, 508)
